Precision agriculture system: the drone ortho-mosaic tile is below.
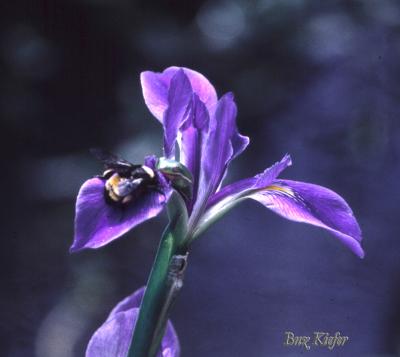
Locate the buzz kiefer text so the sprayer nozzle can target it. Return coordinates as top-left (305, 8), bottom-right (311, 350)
top-left (284, 331), bottom-right (349, 351)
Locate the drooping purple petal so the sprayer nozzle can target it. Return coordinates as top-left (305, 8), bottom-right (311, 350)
top-left (250, 180), bottom-right (364, 258)
top-left (254, 153), bottom-right (293, 187)
top-left (141, 66), bottom-right (218, 122)
top-left (194, 154), bottom-right (291, 235)
top-left (163, 70), bottom-right (193, 158)
top-left (206, 154), bottom-right (292, 209)
top-left (198, 155), bottom-right (363, 257)
top-left (86, 287), bottom-right (180, 357)
top-left (71, 174), bottom-right (171, 252)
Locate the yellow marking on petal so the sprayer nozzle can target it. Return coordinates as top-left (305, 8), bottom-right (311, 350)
top-left (265, 185), bottom-right (294, 195)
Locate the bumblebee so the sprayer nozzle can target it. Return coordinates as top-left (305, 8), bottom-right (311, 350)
top-left (91, 149), bottom-right (157, 205)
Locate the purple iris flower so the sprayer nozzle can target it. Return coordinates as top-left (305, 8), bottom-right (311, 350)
top-left (86, 287), bottom-right (180, 357)
top-left (71, 66), bottom-right (363, 258)
top-left (72, 66), bottom-right (363, 357)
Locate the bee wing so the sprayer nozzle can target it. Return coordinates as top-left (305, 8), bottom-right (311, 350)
top-left (90, 148), bottom-right (135, 172)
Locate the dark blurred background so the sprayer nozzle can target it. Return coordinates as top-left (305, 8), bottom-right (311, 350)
top-left (2, 0), bottom-right (400, 356)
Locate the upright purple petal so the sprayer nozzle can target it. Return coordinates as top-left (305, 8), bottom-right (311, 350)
top-left (141, 66), bottom-right (218, 122)
top-left (251, 180), bottom-right (364, 258)
top-left (217, 96), bottom-right (249, 190)
top-left (229, 123), bottom-right (250, 164)
top-left (198, 94), bottom-right (248, 205)
top-left (86, 287), bottom-right (180, 357)
top-left (208, 93), bottom-right (249, 191)
top-left (216, 118), bottom-right (250, 191)
top-left (71, 177), bottom-right (171, 253)
top-left (140, 71), bottom-right (173, 123)
top-left (176, 67), bottom-right (218, 114)
top-left (141, 67), bottom-right (248, 211)
top-left (163, 70), bottom-right (193, 158)
top-left (179, 93), bottom-right (210, 206)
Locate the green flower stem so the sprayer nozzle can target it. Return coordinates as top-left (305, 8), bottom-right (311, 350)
top-left (128, 193), bottom-right (189, 357)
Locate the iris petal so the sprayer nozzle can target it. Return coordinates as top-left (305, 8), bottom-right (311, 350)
top-left (141, 68), bottom-right (249, 218)
top-left (191, 93), bottom-right (248, 220)
top-left (206, 154), bottom-right (292, 209)
top-left (86, 287), bottom-right (180, 357)
top-left (201, 155), bottom-right (363, 257)
top-left (251, 179), bottom-right (364, 258)
top-left (141, 66), bottom-right (218, 122)
top-left (254, 153), bottom-right (292, 187)
top-left (163, 70), bottom-right (193, 158)
top-left (179, 93), bottom-right (210, 206)
top-left (71, 177), bottom-right (170, 252)
top-left (195, 154), bottom-right (291, 235)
